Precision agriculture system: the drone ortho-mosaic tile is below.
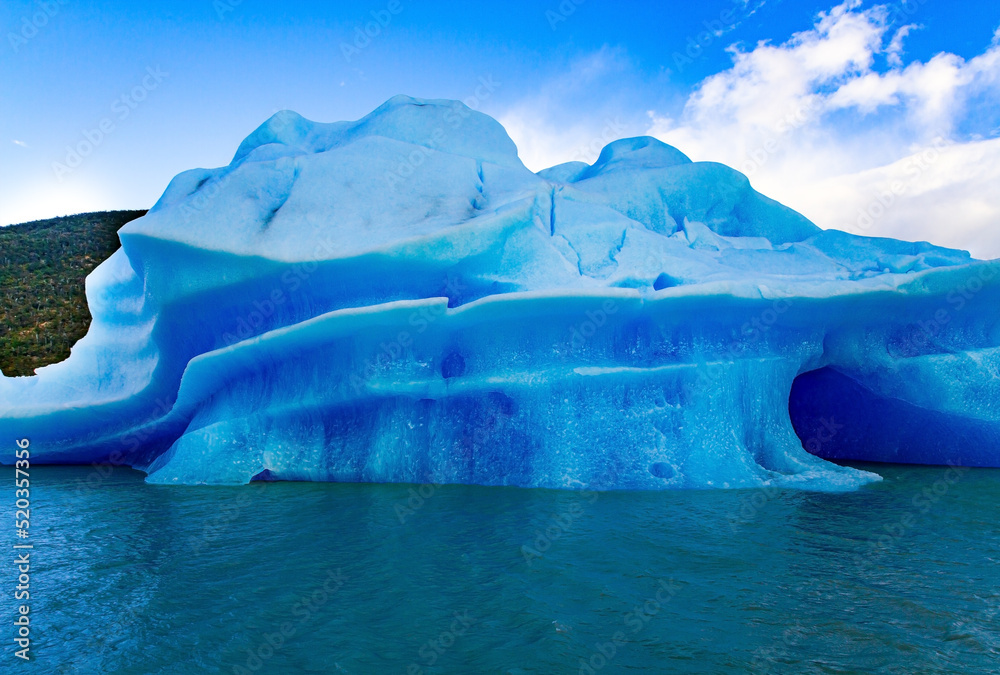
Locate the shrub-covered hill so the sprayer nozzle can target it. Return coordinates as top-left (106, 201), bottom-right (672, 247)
top-left (0, 210), bottom-right (147, 377)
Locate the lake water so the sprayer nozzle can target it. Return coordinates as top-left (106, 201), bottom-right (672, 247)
top-left (3, 463), bottom-right (999, 673)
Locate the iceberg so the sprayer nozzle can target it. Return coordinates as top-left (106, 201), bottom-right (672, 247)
top-left (2, 95), bottom-right (998, 489)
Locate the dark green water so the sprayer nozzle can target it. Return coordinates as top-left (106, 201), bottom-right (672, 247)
top-left (2, 463), bottom-right (999, 673)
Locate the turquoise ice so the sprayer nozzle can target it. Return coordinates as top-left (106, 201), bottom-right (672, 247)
top-left (2, 96), bottom-right (997, 489)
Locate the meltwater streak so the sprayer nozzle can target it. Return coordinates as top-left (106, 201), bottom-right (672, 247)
top-left (3, 465), bottom-right (999, 673)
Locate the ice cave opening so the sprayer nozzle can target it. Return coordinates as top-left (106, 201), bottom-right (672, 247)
top-left (789, 366), bottom-right (999, 467)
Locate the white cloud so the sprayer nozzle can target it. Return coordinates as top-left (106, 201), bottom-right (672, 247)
top-left (12, 140), bottom-right (28, 148)
top-left (644, 1), bottom-right (1000, 258)
top-left (795, 137), bottom-right (1000, 254)
top-left (886, 24), bottom-right (917, 68)
top-left (497, 47), bottom-right (654, 171)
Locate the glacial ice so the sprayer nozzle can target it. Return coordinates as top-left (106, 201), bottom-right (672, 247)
top-left (2, 95), bottom-right (998, 489)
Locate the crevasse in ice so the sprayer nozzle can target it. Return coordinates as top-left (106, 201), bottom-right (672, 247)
top-left (2, 95), bottom-right (998, 489)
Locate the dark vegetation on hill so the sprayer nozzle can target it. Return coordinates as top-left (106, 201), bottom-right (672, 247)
top-left (0, 210), bottom-right (146, 377)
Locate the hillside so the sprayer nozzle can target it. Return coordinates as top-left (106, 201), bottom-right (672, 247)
top-left (0, 210), bottom-right (146, 377)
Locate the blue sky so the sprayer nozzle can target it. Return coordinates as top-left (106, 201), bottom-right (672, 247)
top-left (2, 0), bottom-right (999, 255)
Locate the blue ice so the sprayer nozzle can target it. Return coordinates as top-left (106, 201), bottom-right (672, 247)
top-left (2, 96), bottom-right (997, 489)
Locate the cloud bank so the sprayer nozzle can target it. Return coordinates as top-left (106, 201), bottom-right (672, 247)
top-left (648, 0), bottom-right (1000, 257)
top-left (508, 1), bottom-right (1000, 258)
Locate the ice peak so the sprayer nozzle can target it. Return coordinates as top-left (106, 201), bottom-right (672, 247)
top-left (232, 94), bottom-right (520, 168)
top-left (582, 136), bottom-right (691, 178)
